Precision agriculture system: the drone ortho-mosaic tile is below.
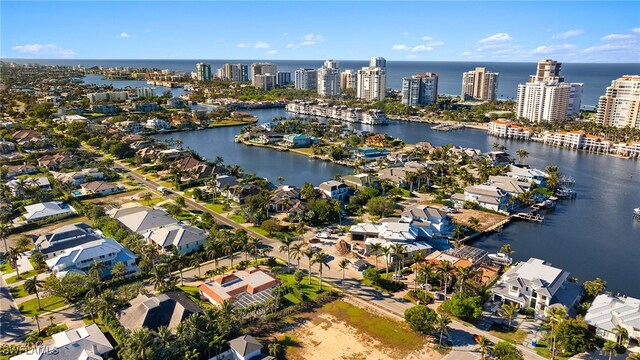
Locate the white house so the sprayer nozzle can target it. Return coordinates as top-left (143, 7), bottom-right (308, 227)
top-left (80, 181), bottom-right (123, 196)
top-left (584, 294), bottom-right (640, 345)
top-left (490, 258), bottom-right (582, 319)
top-left (400, 204), bottom-right (452, 236)
top-left (142, 224), bottom-right (206, 254)
top-left (228, 335), bottom-right (263, 360)
top-left (21, 201), bottom-right (75, 223)
top-left (318, 180), bottom-right (349, 201)
top-left (46, 237), bottom-right (139, 278)
top-left (464, 185), bottom-right (510, 212)
top-left (145, 118), bottom-right (171, 131)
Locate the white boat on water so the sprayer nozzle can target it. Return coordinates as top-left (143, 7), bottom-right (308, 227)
top-left (634, 208), bottom-right (640, 219)
top-left (488, 252), bottom-right (513, 266)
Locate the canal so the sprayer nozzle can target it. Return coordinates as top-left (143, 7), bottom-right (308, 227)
top-left (154, 108), bottom-right (640, 297)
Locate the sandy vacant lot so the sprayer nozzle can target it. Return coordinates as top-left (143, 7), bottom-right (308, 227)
top-left (278, 301), bottom-right (442, 360)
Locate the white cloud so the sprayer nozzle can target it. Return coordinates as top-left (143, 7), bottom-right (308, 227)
top-left (117, 32), bottom-right (133, 39)
top-left (286, 43), bottom-right (299, 49)
top-left (601, 34), bottom-right (635, 41)
top-left (552, 29), bottom-right (583, 40)
top-left (633, 28), bottom-right (640, 34)
top-left (12, 43), bottom-right (75, 58)
top-left (303, 33), bottom-right (324, 42)
top-left (479, 33), bottom-right (512, 43)
top-left (266, 49), bottom-right (278, 55)
top-left (411, 45), bottom-right (434, 52)
top-left (237, 42), bottom-right (270, 49)
top-left (421, 35), bottom-right (433, 41)
top-left (583, 42), bottom-right (637, 53)
top-left (531, 44), bottom-right (577, 55)
top-left (461, 51), bottom-right (473, 56)
top-left (391, 44), bottom-right (410, 51)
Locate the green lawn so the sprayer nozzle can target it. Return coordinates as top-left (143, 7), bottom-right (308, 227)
top-left (205, 203), bottom-right (226, 213)
top-left (534, 340), bottom-right (570, 360)
top-left (0, 262), bottom-right (16, 274)
top-left (10, 285), bottom-right (29, 298)
top-left (489, 326), bottom-right (528, 344)
top-left (177, 285), bottom-right (202, 304)
top-left (5, 270), bottom-right (39, 284)
top-left (320, 300), bottom-right (426, 355)
top-left (248, 226), bottom-right (269, 236)
top-left (19, 295), bottom-right (67, 316)
top-left (277, 273), bottom-right (327, 304)
top-left (291, 147), bottom-right (314, 155)
top-left (228, 214), bottom-right (247, 224)
top-left (137, 197), bottom-right (164, 207)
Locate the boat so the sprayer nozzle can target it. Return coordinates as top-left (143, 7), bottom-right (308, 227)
top-left (634, 208), bottom-right (640, 220)
top-left (488, 252), bottom-right (513, 266)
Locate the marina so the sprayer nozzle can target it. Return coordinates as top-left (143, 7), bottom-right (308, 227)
top-left (431, 123), bottom-right (465, 131)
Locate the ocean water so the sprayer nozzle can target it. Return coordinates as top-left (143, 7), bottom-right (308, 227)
top-left (5, 58), bottom-right (640, 106)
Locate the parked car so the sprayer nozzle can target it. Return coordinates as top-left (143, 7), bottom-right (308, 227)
top-left (316, 232), bottom-right (330, 239)
top-left (392, 273), bottom-right (405, 280)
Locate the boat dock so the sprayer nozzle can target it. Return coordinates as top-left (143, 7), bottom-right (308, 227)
top-left (431, 123), bottom-right (465, 131)
top-left (512, 212), bottom-right (544, 222)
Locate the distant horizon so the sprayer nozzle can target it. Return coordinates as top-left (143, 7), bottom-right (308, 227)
top-left (3, 58), bottom-right (639, 65)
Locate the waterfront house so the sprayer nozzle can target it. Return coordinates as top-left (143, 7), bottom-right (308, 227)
top-left (415, 249), bottom-right (499, 286)
top-left (145, 118), bottom-right (171, 131)
top-left (282, 133), bottom-right (313, 148)
top-left (352, 147), bottom-right (390, 162)
top-left (223, 184), bottom-right (262, 204)
top-left (37, 152), bottom-right (77, 170)
top-left (616, 142), bottom-right (640, 158)
top-left (22, 201), bottom-right (75, 223)
top-left (341, 173), bottom-right (379, 189)
top-left (157, 148), bottom-right (190, 161)
top-left (35, 222), bottom-right (100, 260)
top-left (166, 98), bottom-right (186, 108)
top-left (80, 181), bottom-right (122, 196)
top-left (318, 180), bottom-right (349, 201)
top-left (507, 165), bottom-right (547, 186)
top-left (400, 204), bottom-right (451, 235)
top-left (115, 120), bottom-right (143, 133)
top-left (46, 237), bottom-right (139, 278)
top-left (9, 323), bottom-right (114, 360)
top-left (198, 268), bottom-right (280, 308)
top-left (484, 151), bottom-right (514, 166)
top-left (118, 292), bottom-right (202, 331)
top-left (487, 176), bottom-right (531, 196)
top-left (464, 185), bottom-right (510, 212)
top-left (584, 294), bottom-right (640, 345)
top-left (487, 119), bottom-right (533, 140)
top-left (132, 101), bottom-right (162, 113)
top-left (490, 258), bottom-right (582, 319)
top-left (228, 335), bottom-right (264, 360)
top-left (216, 174), bottom-right (239, 190)
top-left (268, 185), bottom-right (304, 215)
top-left (142, 224), bottom-right (206, 254)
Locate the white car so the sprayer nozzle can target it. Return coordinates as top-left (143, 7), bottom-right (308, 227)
top-left (316, 232), bottom-right (330, 239)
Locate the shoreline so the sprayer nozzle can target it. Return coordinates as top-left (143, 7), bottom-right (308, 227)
top-left (238, 139), bottom-right (356, 168)
top-left (145, 116), bottom-right (258, 135)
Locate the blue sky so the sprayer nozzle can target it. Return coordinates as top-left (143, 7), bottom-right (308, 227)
top-left (1, 1), bottom-right (639, 62)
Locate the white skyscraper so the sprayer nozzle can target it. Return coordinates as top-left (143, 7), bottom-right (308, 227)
top-left (516, 59), bottom-right (582, 122)
top-left (195, 62), bottom-right (212, 82)
top-left (402, 73), bottom-right (438, 106)
top-left (317, 60), bottom-right (341, 96)
top-left (596, 75), bottom-right (640, 129)
top-left (461, 67), bottom-right (499, 101)
top-left (294, 68), bottom-right (318, 90)
top-left (369, 57), bottom-right (386, 69)
top-left (251, 63), bottom-right (277, 85)
top-left (357, 57), bottom-right (387, 101)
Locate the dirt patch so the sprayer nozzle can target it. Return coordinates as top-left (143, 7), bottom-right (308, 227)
top-left (6, 216), bottom-right (92, 249)
top-left (418, 200), bottom-right (507, 231)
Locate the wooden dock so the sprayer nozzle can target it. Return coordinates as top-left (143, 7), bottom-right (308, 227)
top-left (512, 212), bottom-right (544, 222)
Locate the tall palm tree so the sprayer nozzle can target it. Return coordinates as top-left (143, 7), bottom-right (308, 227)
top-left (304, 248), bottom-right (316, 285)
top-left (248, 238), bottom-right (261, 265)
top-left (381, 247), bottom-right (392, 278)
top-left (499, 303), bottom-right (518, 330)
top-left (368, 243), bottom-right (383, 269)
top-left (5, 247), bottom-right (22, 279)
top-left (24, 276), bottom-right (43, 310)
top-left (0, 223), bottom-right (10, 252)
top-left (516, 149), bottom-right (529, 165)
top-left (437, 260), bottom-right (455, 298)
top-left (313, 252), bottom-right (330, 290)
top-left (391, 243), bottom-right (406, 275)
top-left (499, 244), bottom-right (513, 257)
top-left (613, 324), bottom-right (628, 346)
top-left (436, 313), bottom-right (451, 346)
top-left (89, 261), bottom-right (106, 282)
top-left (338, 259), bottom-right (350, 282)
top-left (171, 249), bottom-right (189, 286)
top-left (278, 237), bottom-right (295, 267)
top-left (290, 243), bottom-right (306, 268)
top-left (456, 266), bottom-right (473, 296)
top-left (155, 325), bottom-right (174, 357)
top-left (603, 340), bottom-right (617, 360)
top-left (204, 239), bottom-right (221, 269)
top-left (190, 253), bottom-right (203, 279)
top-left (122, 327), bottom-right (155, 360)
top-left (545, 305), bottom-right (568, 359)
top-left (221, 234), bottom-right (237, 270)
top-left (476, 336), bottom-right (491, 359)
top-left (32, 313), bottom-right (41, 334)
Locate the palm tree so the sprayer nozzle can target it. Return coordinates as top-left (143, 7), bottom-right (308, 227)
top-left (290, 242), bottom-right (306, 268)
top-left (381, 247), bottom-right (392, 278)
top-left (545, 305), bottom-right (568, 359)
top-left (221, 234), bottom-right (237, 270)
top-left (313, 252), bottom-right (330, 290)
top-left (453, 225), bottom-right (465, 243)
top-left (476, 336), bottom-right (491, 359)
top-left (268, 342), bottom-right (282, 358)
top-left (516, 149), bottom-right (529, 165)
top-left (437, 260), bottom-right (455, 298)
top-left (155, 325), bottom-right (174, 356)
top-left (171, 249), bottom-right (189, 286)
top-left (456, 266), bottom-right (473, 296)
top-left (83, 298), bottom-right (98, 323)
top-left (603, 340), bottom-right (617, 360)
top-left (436, 313), bottom-right (451, 346)
top-left (204, 239), bottom-right (221, 269)
top-left (304, 248), bottom-right (316, 285)
top-left (190, 253), bottom-right (203, 279)
top-left (249, 238), bottom-right (261, 265)
top-left (122, 327), bottom-right (155, 360)
top-left (89, 261), bottom-right (106, 282)
top-left (499, 303), bottom-right (518, 330)
top-left (278, 237), bottom-right (295, 267)
top-left (24, 276), bottom-right (43, 310)
top-left (368, 243), bottom-right (383, 269)
top-left (0, 223), bottom-right (10, 252)
top-left (613, 324), bottom-right (629, 346)
top-left (500, 244), bottom-right (513, 257)
top-left (32, 313), bottom-right (41, 334)
top-left (5, 247), bottom-right (22, 279)
top-left (391, 243), bottom-right (406, 275)
top-left (338, 259), bottom-right (350, 282)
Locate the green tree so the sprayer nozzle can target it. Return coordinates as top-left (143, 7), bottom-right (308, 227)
top-left (555, 319), bottom-right (592, 355)
top-left (440, 293), bottom-right (483, 322)
top-left (175, 196), bottom-right (186, 207)
top-left (499, 303), bottom-right (518, 330)
top-left (493, 341), bottom-right (523, 360)
top-left (312, 251), bottom-right (330, 290)
top-left (404, 305), bottom-right (438, 334)
top-left (171, 249), bottom-right (189, 286)
top-left (4, 246), bottom-right (22, 279)
top-left (293, 269), bottom-right (305, 288)
top-left (111, 262), bottom-right (127, 280)
top-left (516, 149), bottom-right (529, 165)
top-left (366, 196), bottom-right (395, 217)
top-left (338, 258), bottom-right (350, 282)
top-left (23, 276), bottom-right (43, 310)
top-left (436, 313), bottom-right (452, 346)
top-left (261, 218), bottom-right (281, 236)
top-left (603, 340), bottom-right (617, 360)
top-left (301, 182), bottom-right (317, 200)
top-left (500, 244), bottom-right (514, 257)
top-left (583, 278), bottom-right (607, 298)
top-left (278, 237), bottom-right (295, 267)
top-left (30, 251), bottom-right (46, 271)
top-left (476, 336), bottom-right (492, 359)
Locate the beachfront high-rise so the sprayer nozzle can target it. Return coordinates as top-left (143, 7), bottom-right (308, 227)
top-left (516, 59), bottom-right (583, 122)
top-left (294, 68), bottom-right (318, 90)
top-left (461, 67), bottom-right (499, 101)
top-left (222, 63), bottom-right (249, 82)
top-left (277, 72), bottom-right (292, 86)
top-left (317, 60), bottom-right (341, 96)
top-left (402, 73), bottom-right (438, 106)
top-left (251, 63), bottom-right (277, 85)
top-left (596, 75), bottom-right (640, 129)
top-left (340, 69), bottom-right (357, 90)
top-left (195, 62), bottom-right (212, 82)
top-left (357, 57), bottom-right (386, 101)
top-left (254, 74), bottom-right (276, 91)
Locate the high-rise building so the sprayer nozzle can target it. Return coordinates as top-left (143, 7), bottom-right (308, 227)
top-left (369, 57), bottom-right (386, 69)
top-left (516, 59), bottom-right (582, 122)
top-left (277, 72), bottom-right (292, 86)
top-left (294, 68), bottom-right (318, 90)
top-left (136, 87), bottom-right (155, 98)
top-left (223, 63), bottom-right (249, 82)
top-left (254, 74), bottom-right (276, 91)
top-left (195, 63), bottom-right (212, 82)
top-left (317, 60), bottom-right (341, 96)
top-left (340, 69), bottom-right (357, 90)
top-left (402, 73), bottom-right (439, 107)
top-left (357, 66), bottom-right (386, 101)
top-left (529, 59), bottom-right (564, 83)
top-left (461, 67), bottom-right (499, 101)
top-left (251, 63), bottom-right (277, 84)
top-left (596, 75), bottom-right (640, 129)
